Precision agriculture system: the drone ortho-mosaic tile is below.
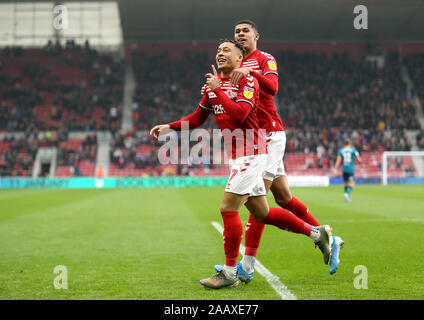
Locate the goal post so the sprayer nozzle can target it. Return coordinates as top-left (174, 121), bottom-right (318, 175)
top-left (382, 151), bottom-right (424, 185)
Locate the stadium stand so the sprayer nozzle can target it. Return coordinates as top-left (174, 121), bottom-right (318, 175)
top-left (56, 134), bottom-right (97, 177)
top-left (0, 42), bottom-right (124, 133)
top-left (0, 134), bottom-right (43, 177)
top-left (124, 46), bottom-right (418, 177)
top-left (1, 42), bottom-right (124, 177)
top-left (404, 53), bottom-right (424, 106)
top-left (1, 43), bottom-right (422, 178)
top-left (276, 51), bottom-right (420, 132)
top-left (131, 49), bottom-right (217, 132)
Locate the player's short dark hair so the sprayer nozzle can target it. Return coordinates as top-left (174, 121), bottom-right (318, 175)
top-left (344, 139), bottom-right (351, 145)
top-left (234, 19), bottom-right (258, 33)
top-left (218, 38), bottom-right (246, 57)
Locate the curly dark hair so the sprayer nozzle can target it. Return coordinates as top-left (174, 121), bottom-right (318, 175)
top-left (217, 38), bottom-right (246, 57)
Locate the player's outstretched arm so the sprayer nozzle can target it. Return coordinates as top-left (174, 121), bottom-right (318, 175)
top-left (151, 102), bottom-right (211, 140)
top-left (168, 106), bottom-right (211, 131)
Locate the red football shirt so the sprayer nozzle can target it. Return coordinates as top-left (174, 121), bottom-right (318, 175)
top-left (199, 74), bottom-right (267, 159)
top-left (241, 49), bottom-right (285, 132)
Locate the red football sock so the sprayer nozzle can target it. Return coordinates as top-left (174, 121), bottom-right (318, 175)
top-left (220, 211), bottom-right (243, 267)
top-left (283, 197), bottom-right (320, 226)
top-left (263, 207), bottom-right (312, 236)
top-left (244, 213), bottom-right (265, 257)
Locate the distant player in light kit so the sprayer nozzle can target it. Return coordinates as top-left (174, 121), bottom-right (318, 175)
top-left (334, 139), bottom-right (363, 203)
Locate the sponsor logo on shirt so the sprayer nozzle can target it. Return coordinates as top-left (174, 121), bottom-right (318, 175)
top-left (212, 104), bottom-right (225, 114)
top-left (208, 92), bottom-right (217, 99)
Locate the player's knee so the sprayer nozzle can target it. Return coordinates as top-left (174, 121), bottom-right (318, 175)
top-left (246, 201), bottom-right (269, 222)
top-left (219, 202), bottom-right (239, 213)
top-left (249, 205), bottom-right (269, 222)
top-left (275, 194), bottom-right (292, 208)
top-left (219, 204), bottom-right (229, 213)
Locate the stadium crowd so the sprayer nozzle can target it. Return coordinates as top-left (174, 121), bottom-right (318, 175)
top-left (1, 42), bottom-right (124, 176)
top-left (0, 134), bottom-right (38, 177)
top-left (126, 49), bottom-right (417, 172)
top-left (0, 130), bottom-right (99, 177)
top-left (110, 131), bottom-right (159, 170)
top-left (404, 52), bottom-right (424, 105)
top-left (275, 51), bottom-right (417, 166)
top-left (276, 51), bottom-right (420, 132)
top-left (131, 50), bottom-right (218, 132)
top-left (1, 44), bottom-right (422, 177)
top-left (0, 42), bottom-right (124, 133)
top-left (56, 134), bottom-right (97, 172)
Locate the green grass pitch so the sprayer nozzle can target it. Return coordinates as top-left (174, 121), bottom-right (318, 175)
top-left (1, 185), bottom-right (423, 300)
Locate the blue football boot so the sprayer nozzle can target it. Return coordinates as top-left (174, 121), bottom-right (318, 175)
top-left (329, 236), bottom-right (344, 275)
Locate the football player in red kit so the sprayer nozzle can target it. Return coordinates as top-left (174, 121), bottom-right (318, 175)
top-left (151, 39), bottom-right (334, 288)
top-left (211, 20), bottom-right (344, 279)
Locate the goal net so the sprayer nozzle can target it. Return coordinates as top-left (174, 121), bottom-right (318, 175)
top-left (382, 151), bottom-right (424, 185)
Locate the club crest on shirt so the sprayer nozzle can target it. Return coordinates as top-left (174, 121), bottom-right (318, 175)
top-left (243, 86), bottom-right (254, 99)
top-left (267, 60), bottom-right (277, 71)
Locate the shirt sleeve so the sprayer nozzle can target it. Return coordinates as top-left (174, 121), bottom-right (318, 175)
top-left (235, 75), bottom-right (259, 109)
top-left (198, 94), bottom-right (213, 112)
top-left (212, 76), bottom-right (258, 123)
top-left (250, 71), bottom-right (278, 96)
top-left (260, 53), bottom-right (279, 77)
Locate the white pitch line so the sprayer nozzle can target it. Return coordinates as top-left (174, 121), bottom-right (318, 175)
top-left (211, 221), bottom-right (297, 300)
top-left (326, 218), bottom-right (424, 223)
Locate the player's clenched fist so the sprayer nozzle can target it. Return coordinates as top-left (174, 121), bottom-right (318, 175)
top-left (205, 65), bottom-right (220, 91)
top-left (150, 124), bottom-right (170, 140)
